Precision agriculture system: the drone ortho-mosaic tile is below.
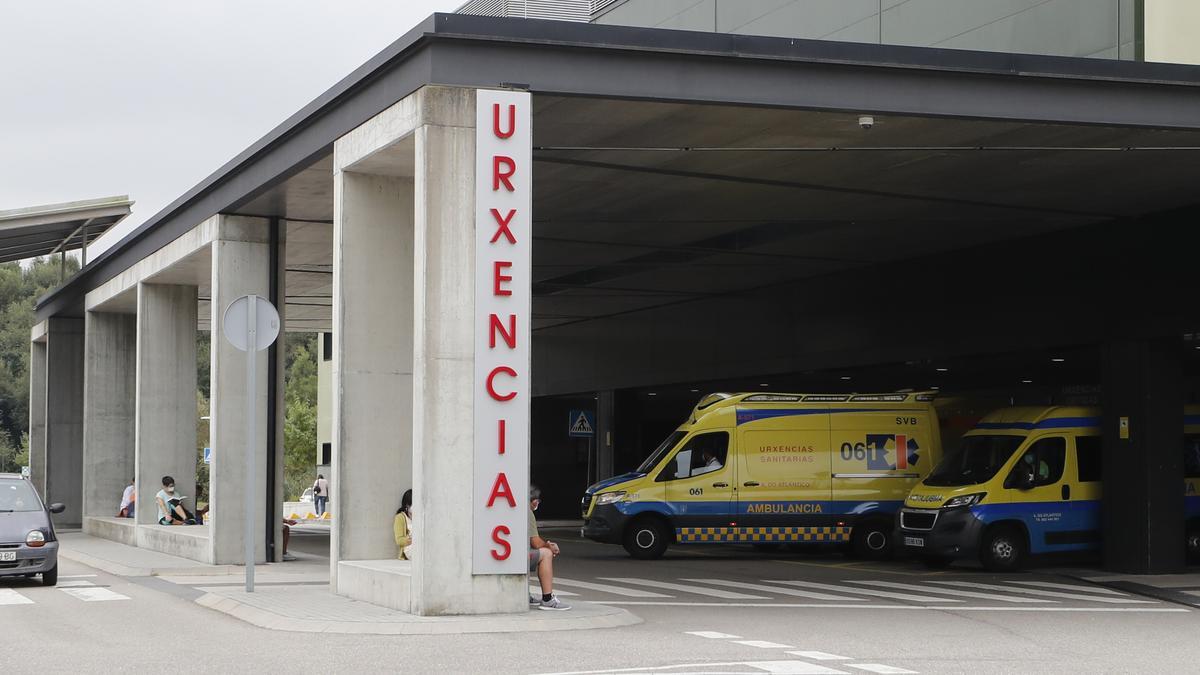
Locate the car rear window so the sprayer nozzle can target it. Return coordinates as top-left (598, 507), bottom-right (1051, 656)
top-left (0, 480), bottom-right (41, 512)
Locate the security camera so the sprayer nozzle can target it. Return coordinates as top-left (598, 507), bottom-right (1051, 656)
top-left (858, 115), bottom-right (875, 130)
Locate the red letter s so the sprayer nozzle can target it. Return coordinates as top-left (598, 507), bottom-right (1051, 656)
top-left (491, 525), bottom-right (512, 560)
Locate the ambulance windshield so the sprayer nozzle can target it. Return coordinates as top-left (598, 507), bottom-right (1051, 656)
top-left (637, 431), bottom-right (686, 474)
top-left (925, 434), bottom-right (1026, 487)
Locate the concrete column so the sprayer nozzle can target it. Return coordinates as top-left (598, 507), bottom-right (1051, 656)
top-left (83, 312), bottom-right (136, 518)
top-left (330, 171), bottom-right (414, 585)
top-left (410, 107), bottom-right (524, 615)
top-left (596, 390), bottom-right (615, 481)
top-left (28, 331), bottom-right (47, 497)
top-left (44, 318), bottom-right (84, 527)
top-left (135, 284), bottom-right (198, 528)
top-left (208, 215), bottom-right (273, 565)
top-left (1102, 338), bottom-right (1185, 573)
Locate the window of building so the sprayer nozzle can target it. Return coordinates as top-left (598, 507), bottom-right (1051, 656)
top-left (321, 442), bottom-right (332, 466)
top-left (1076, 436), bottom-right (1102, 483)
top-left (322, 332), bottom-right (332, 361)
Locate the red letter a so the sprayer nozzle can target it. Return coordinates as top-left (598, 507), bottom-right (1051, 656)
top-left (486, 472), bottom-right (516, 508)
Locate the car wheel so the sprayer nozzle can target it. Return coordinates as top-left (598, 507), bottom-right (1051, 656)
top-left (623, 518), bottom-right (670, 560)
top-left (921, 555), bottom-right (953, 569)
top-left (851, 521), bottom-right (893, 560)
top-left (41, 564), bottom-right (58, 587)
top-left (980, 526), bottom-right (1026, 572)
top-left (1187, 525), bottom-right (1200, 564)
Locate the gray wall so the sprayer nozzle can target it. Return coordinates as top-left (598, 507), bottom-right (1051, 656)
top-left (594, 0), bottom-right (1140, 60)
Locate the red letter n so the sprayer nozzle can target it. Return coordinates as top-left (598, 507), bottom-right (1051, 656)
top-left (489, 314), bottom-right (516, 349)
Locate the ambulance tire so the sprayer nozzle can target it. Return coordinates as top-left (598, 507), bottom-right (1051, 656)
top-left (851, 520), bottom-right (894, 560)
top-left (623, 517), bottom-right (670, 560)
top-left (979, 525), bottom-right (1026, 572)
top-left (1186, 524), bottom-right (1200, 563)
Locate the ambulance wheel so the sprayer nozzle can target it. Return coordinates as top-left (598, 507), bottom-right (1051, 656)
top-left (980, 526), bottom-right (1026, 572)
top-left (623, 517), bottom-right (670, 560)
top-left (851, 521), bottom-right (893, 560)
top-left (1186, 525), bottom-right (1200, 563)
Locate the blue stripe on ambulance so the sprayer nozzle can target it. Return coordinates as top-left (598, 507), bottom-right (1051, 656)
top-left (612, 499), bottom-right (905, 518)
top-left (970, 501), bottom-right (1101, 554)
top-left (735, 408), bottom-right (891, 425)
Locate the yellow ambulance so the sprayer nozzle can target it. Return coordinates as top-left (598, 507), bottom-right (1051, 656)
top-left (581, 391), bottom-right (941, 559)
top-left (899, 406), bottom-right (1200, 570)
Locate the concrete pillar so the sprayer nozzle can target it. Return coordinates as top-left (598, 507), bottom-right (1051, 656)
top-left (410, 105), bottom-right (524, 615)
top-left (330, 171), bottom-right (414, 584)
top-left (44, 318), bottom-right (84, 527)
top-left (596, 390), bottom-right (615, 481)
top-left (135, 284), bottom-right (198, 528)
top-left (1102, 338), bottom-right (1185, 573)
top-left (28, 331), bottom-right (47, 497)
top-left (209, 215), bottom-right (274, 565)
top-left (82, 312), bottom-right (136, 518)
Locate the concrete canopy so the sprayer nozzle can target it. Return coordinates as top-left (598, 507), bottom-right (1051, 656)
top-left (34, 14), bottom-right (1200, 339)
top-left (0, 196), bottom-right (132, 264)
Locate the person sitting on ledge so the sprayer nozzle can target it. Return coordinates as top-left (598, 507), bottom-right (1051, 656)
top-left (155, 475), bottom-right (199, 525)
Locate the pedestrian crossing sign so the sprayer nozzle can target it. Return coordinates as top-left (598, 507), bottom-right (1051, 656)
top-left (569, 410), bottom-right (595, 437)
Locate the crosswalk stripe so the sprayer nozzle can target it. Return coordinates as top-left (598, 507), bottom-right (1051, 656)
top-left (929, 580), bottom-right (1155, 604)
top-left (748, 660), bottom-right (849, 674)
top-left (531, 586), bottom-right (579, 597)
top-left (685, 631), bottom-right (741, 639)
top-left (766, 580), bottom-right (961, 603)
top-left (58, 587), bottom-right (130, 602)
top-left (59, 575), bottom-right (97, 579)
top-left (57, 580), bottom-right (96, 588)
top-left (736, 640), bottom-right (797, 649)
top-left (788, 651), bottom-right (850, 661)
top-left (0, 588), bottom-right (33, 605)
top-left (1009, 580), bottom-right (1127, 596)
top-left (600, 578), bottom-right (769, 600)
top-left (846, 580), bottom-right (1052, 604)
top-left (684, 578), bottom-right (866, 602)
top-left (846, 664), bottom-right (917, 674)
top-left (553, 577), bottom-right (673, 598)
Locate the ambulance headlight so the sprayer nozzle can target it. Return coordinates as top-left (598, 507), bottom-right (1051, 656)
top-left (595, 491), bottom-right (627, 506)
top-left (942, 493), bottom-right (985, 508)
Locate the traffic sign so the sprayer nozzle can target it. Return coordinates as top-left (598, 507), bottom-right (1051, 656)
top-left (203, 447), bottom-right (212, 465)
top-left (222, 294), bottom-right (280, 352)
top-left (569, 410), bottom-right (595, 437)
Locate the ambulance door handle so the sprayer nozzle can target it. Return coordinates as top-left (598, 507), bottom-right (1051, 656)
top-left (712, 482), bottom-right (728, 488)
top-left (1061, 485), bottom-right (1070, 500)
top-left (743, 481), bottom-right (760, 487)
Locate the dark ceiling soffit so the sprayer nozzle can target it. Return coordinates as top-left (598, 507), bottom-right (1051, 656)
top-left (36, 12), bottom-right (1200, 319)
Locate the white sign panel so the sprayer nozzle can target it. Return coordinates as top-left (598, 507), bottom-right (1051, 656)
top-left (473, 89), bottom-right (532, 574)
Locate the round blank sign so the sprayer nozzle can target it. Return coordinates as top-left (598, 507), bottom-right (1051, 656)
top-left (222, 294), bottom-right (280, 352)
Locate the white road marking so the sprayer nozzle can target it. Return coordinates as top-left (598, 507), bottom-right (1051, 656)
top-left (1009, 580), bottom-right (1127, 596)
top-left (59, 587), bottom-right (130, 602)
top-left (845, 580), bottom-right (1052, 604)
top-left (56, 580), bottom-right (96, 588)
top-left (929, 580), bottom-right (1155, 604)
top-left (535, 662), bottom-right (844, 675)
top-left (530, 586), bottom-right (579, 597)
top-left (735, 640), bottom-right (797, 649)
top-left (553, 577), bottom-right (673, 598)
top-left (684, 579), bottom-right (866, 602)
top-left (846, 665), bottom-right (917, 674)
top-left (600, 577), bottom-right (769, 600)
top-left (601, 601), bottom-right (1187, 612)
top-left (788, 652), bottom-right (850, 661)
top-left (748, 661), bottom-right (849, 674)
top-left (766, 580), bottom-right (960, 603)
top-left (0, 588), bottom-right (33, 605)
top-left (685, 631), bottom-right (742, 639)
top-left (59, 574), bottom-right (97, 579)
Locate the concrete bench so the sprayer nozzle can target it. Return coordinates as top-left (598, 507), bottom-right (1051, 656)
top-left (82, 516), bottom-right (137, 546)
top-left (338, 559), bottom-right (412, 612)
top-left (136, 523), bottom-right (212, 563)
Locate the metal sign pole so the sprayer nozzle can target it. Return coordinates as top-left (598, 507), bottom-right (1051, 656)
top-left (244, 296), bottom-right (257, 594)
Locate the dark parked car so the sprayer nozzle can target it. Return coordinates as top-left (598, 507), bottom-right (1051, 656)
top-left (0, 473), bottom-right (63, 586)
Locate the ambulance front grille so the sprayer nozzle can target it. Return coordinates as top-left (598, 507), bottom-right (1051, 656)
top-left (900, 509), bottom-right (937, 531)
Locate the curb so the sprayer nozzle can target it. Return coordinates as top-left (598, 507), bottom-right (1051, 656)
top-left (59, 548), bottom-right (239, 578)
top-left (195, 593), bottom-right (642, 635)
top-left (1058, 571), bottom-right (1200, 609)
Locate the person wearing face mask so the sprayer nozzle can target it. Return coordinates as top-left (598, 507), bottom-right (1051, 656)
top-left (528, 485), bottom-right (570, 610)
top-left (155, 476), bottom-right (198, 525)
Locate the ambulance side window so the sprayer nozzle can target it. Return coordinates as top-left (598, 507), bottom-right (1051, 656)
top-left (1007, 436), bottom-right (1066, 488)
top-left (1075, 436), bottom-right (1102, 483)
top-left (656, 432), bottom-right (730, 481)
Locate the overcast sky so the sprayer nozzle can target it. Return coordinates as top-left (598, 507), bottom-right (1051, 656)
top-left (0, 0), bottom-right (463, 257)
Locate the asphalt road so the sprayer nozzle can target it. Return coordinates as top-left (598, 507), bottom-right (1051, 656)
top-left (3, 528), bottom-right (1199, 674)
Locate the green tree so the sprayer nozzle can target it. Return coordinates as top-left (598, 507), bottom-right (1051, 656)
top-left (283, 334), bottom-right (319, 500)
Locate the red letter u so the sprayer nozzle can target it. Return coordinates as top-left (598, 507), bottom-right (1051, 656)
top-left (493, 103), bottom-right (515, 139)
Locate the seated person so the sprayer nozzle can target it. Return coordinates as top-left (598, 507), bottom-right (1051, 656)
top-left (118, 479), bottom-right (136, 518)
top-left (691, 448), bottom-right (723, 476)
top-left (155, 475), bottom-right (199, 525)
top-left (282, 518), bottom-right (298, 561)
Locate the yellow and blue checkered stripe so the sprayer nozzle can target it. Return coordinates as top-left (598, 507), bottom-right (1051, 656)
top-left (675, 526), bottom-right (851, 543)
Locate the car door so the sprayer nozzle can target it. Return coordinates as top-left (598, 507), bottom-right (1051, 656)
top-left (1067, 434), bottom-right (1103, 549)
top-left (737, 413), bottom-right (832, 528)
top-left (1002, 434), bottom-right (1070, 554)
top-left (658, 430), bottom-right (737, 533)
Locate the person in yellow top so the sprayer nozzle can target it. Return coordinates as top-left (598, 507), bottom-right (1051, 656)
top-left (394, 489), bottom-right (414, 560)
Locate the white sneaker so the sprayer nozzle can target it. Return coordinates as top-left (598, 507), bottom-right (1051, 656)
top-left (538, 595), bottom-right (571, 611)
top-left (529, 594), bottom-right (539, 605)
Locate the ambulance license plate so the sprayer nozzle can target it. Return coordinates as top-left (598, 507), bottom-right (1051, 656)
top-left (904, 536), bottom-right (925, 548)
top-left (0, 551), bottom-right (15, 562)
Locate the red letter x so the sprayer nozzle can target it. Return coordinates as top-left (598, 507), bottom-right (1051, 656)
top-left (490, 209), bottom-right (517, 244)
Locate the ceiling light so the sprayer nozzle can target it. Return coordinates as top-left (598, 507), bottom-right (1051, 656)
top-left (840, 376), bottom-right (852, 381)
top-left (930, 386), bottom-right (939, 390)
top-left (690, 389), bottom-right (699, 393)
top-left (647, 392), bottom-right (657, 396)
top-left (1021, 379), bottom-right (1033, 384)
top-left (1051, 358), bottom-right (1065, 363)
top-left (759, 383), bottom-right (770, 387)
top-left (935, 367), bottom-right (949, 372)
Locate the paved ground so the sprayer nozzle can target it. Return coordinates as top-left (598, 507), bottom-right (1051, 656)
top-left (6, 526), bottom-right (1200, 673)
